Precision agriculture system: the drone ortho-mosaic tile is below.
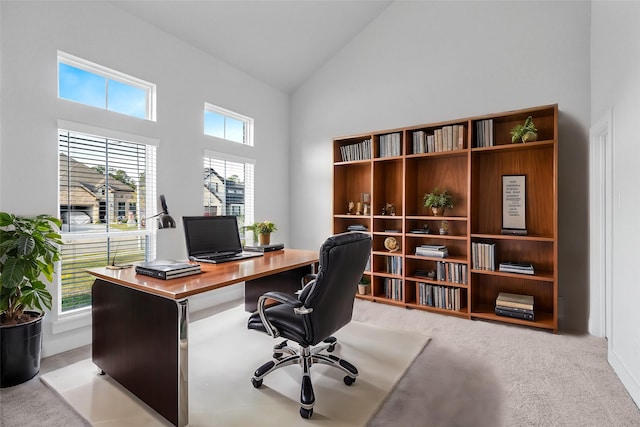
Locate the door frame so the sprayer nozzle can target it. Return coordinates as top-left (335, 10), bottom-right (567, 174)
top-left (588, 109), bottom-right (613, 339)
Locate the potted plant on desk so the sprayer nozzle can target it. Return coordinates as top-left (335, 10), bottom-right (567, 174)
top-left (244, 220), bottom-right (277, 246)
top-left (0, 212), bottom-right (62, 387)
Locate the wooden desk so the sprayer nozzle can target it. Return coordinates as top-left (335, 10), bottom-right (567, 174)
top-left (89, 249), bottom-right (318, 427)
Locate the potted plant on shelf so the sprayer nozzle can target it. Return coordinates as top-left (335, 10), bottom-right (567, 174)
top-left (423, 188), bottom-right (454, 216)
top-left (510, 115), bottom-right (538, 143)
top-left (357, 276), bottom-right (371, 295)
top-left (244, 220), bottom-right (277, 245)
top-left (0, 212), bottom-right (62, 387)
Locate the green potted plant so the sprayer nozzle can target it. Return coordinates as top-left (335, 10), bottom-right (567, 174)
top-left (0, 212), bottom-right (62, 387)
top-left (244, 220), bottom-right (277, 245)
top-left (357, 276), bottom-right (371, 295)
top-left (510, 115), bottom-right (538, 143)
top-left (423, 188), bottom-right (454, 216)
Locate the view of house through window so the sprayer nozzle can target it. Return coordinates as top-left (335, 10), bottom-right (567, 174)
top-left (58, 129), bottom-right (157, 312)
top-left (58, 51), bottom-right (156, 121)
top-left (204, 103), bottom-right (253, 146)
top-left (203, 154), bottom-right (255, 243)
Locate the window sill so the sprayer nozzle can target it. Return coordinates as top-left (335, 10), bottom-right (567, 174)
top-left (51, 307), bottom-right (92, 334)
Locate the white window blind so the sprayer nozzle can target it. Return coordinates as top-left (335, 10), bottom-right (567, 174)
top-left (203, 152), bottom-right (254, 243)
top-left (58, 129), bottom-right (157, 312)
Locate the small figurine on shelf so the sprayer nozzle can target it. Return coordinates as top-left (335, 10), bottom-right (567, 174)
top-left (347, 201), bottom-right (355, 215)
top-left (386, 202), bottom-right (396, 216)
top-left (439, 220), bottom-right (449, 235)
top-left (356, 201), bottom-right (362, 215)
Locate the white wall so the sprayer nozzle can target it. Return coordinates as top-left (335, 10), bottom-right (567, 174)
top-left (290, 1), bottom-right (591, 332)
top-left (591, 0), bottom-right (640, 408)
top-left (0, 1), bottom-right (290, 356)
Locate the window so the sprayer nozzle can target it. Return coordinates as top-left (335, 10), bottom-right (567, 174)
top-left (58, 51), bottom-right (156, 121)
top-left (204, 103), bottom-right (253, 146)
top-left (58, 126), bottom-right (157, 313)
top-left (203, 153), bottom-right (254, 243)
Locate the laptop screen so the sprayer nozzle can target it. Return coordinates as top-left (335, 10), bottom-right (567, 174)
top-left (182, 216), bottom-right (243, 257)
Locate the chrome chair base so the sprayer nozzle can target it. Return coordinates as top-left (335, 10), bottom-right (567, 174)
top-left (250, 337), bottom-right (358, 419)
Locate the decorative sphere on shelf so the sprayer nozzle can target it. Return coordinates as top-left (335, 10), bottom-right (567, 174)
top-left (384, 237), bottom-right (399, 252)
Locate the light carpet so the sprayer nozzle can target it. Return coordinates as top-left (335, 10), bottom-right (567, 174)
top-left (41, 304), bottom-right (430, 426)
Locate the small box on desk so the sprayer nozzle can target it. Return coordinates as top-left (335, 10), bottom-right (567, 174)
top-left (243, 243), bottom-right (285, 253)
top-left (135, 260), bottom-right (201, 280)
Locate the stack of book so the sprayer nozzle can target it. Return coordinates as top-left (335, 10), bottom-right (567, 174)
top-left (135, 260), bottom-right (201, 280)
top-left (339, 139), bottom-right (372, 161)
top-left (495, 292), bottom-right (534, 321)
top-left (415, 244), bottom-right (448, 258)
top-left (378, 132), bottom-right (402, 157)
top-left (471, 241), bottom-right (495, 271)
top-left (418, 282), bottom-right (462, 311)
top-left (347, 224), bottom-right (368, 231)
top-left (498, 261), bottom-right (534, 275)
top-left (475, 119), bottom-right (494, 147)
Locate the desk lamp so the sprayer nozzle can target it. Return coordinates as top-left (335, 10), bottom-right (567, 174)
top-left (148, 194), bottom-right (176, 229)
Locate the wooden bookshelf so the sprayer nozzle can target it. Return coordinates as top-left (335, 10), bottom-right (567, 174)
top-left (333, 104), bottom-right (558, 332)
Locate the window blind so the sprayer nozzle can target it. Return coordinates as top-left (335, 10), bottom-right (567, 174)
top-left (203, 153), bottom-right (254, 243)
top-left (58, 129), bottom-right (156, 312)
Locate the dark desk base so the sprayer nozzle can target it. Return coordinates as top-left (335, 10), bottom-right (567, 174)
top-left (92, 263), bottom-right (313, 426)
top-left (92, 279), bottom-right (188, 426)
top-left (244, 265), bottom-right (312, 312)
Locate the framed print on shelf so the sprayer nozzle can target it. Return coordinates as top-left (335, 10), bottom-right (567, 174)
top-left (502, 175), bottom-right (527, 235)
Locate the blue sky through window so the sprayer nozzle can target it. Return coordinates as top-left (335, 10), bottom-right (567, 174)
top-left (59, 63), bottom-right (106, 109)
top-left (59, 62), bottom-right (148, 119)
top-left (108, 80), bottom-right (146, 119)
top-left (204, 110), bottom-right (246, 144)
top-left (204, 110), bottom-right (225, 139)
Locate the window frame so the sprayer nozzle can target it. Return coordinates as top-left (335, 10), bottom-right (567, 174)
top-left (53, 120), bottom-right (159, 332)
top-left (204, 103), bottom-right (254, 146)
top-left (58, 51), bottom-right (157, 121)
top-left (203, 150), bottom-right (255, 241)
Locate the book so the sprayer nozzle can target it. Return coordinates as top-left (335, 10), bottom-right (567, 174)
top-left (495, 304), bottom-right (534, 315)
top-left (495, 306), bottom-right (534, 321)
top-left (135, 260), bottom-right (201, 280)
top-left (496, 292), bottom-right (534, 310)
top-left (499, 261), bottom-right (535, 275)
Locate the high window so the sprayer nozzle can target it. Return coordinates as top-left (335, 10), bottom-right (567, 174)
top-left (204, 103), bottom-right (253, 146)
top-left (58, 51), bottom-right (156, 121)
top-left (203, 153), bottom-right (255, 243)
top-left (58, 125), bottom-right (157, 313)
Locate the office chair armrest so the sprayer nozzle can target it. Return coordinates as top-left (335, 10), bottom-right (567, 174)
top-left (301, 273), bottom-right (317, 287)
top-left (261, 291), bottom-right (302, 308)
top-left (257, 291), bottom-right (307, 338)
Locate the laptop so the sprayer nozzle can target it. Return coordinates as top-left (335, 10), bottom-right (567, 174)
top-left (182, 216), bottom-right (263, 264)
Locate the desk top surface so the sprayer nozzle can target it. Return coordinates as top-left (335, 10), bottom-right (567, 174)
top-left (88, 249), bottom-right (318, 300)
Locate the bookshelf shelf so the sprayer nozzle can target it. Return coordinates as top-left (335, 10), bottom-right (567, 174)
top-left (333, 104), bottom-right (558, 332)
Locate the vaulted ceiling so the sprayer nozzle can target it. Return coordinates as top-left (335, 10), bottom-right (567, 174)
top-left (111, 1), bottom-right (392, 93)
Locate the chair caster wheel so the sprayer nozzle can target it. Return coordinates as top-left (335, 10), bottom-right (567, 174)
top-left (273, 352), bottom-right (282, 359)
top-left (327, 343), bottom-right (336, 353)
top-left (251, 378), bottom-right (263, 388)
top-left (300, 407), bottom-right (313, 419)
top-left (343, 376), bottom-right (355, 386)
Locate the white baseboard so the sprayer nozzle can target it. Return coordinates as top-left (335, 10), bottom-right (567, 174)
top-left (609, 350), bottom-right (640, 409)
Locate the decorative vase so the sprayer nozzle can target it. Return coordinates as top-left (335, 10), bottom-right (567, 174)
top-left (431, 207), bottom-right (445, 216)
top-left (357, 284), bottom-right (370, 295)
top-left (258, 233), bottom-right (271, 245)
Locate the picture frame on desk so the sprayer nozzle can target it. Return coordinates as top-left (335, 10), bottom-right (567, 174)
top-left (502, 174), bottom-right (527, 235)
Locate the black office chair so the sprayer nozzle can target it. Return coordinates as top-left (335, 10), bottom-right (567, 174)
top-left (247, 232), bottom-right (372, 419)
